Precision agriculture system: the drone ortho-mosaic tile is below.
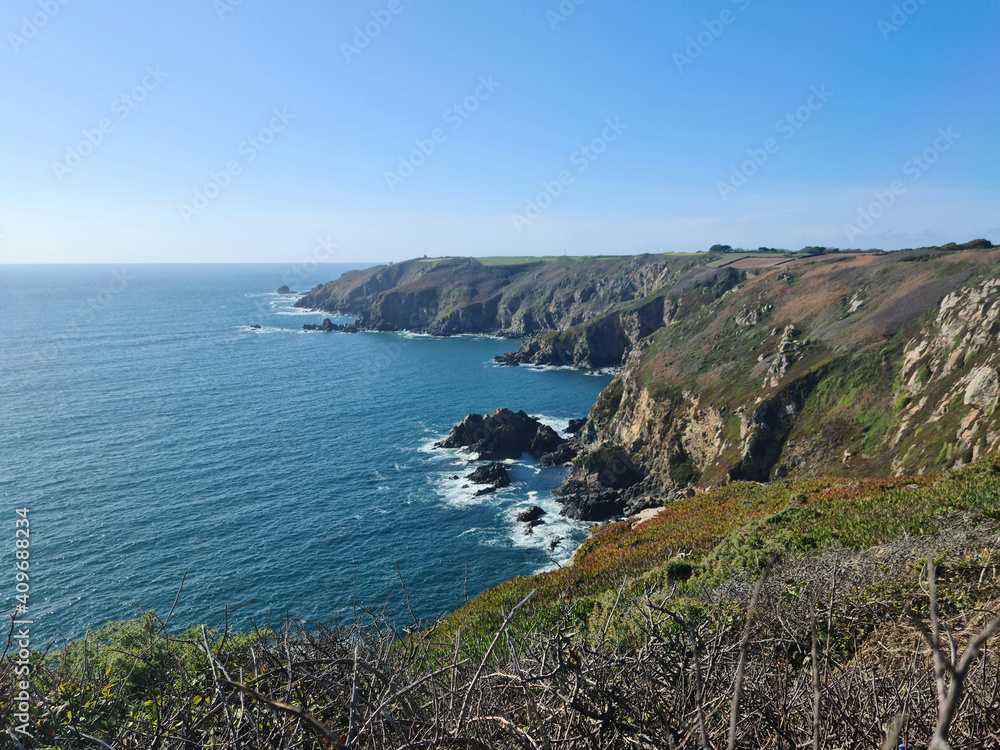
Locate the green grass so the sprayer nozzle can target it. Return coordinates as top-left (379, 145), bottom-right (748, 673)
top-left (428, 459), bottom-right (1000, 643)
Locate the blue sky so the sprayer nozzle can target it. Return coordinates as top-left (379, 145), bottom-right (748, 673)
top-left (1, 0), bottom-right (998, 263)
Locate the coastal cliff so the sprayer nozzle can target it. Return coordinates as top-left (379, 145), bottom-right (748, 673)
top-left (304, 241), bottom-right (1000, 521)
top-left (294, 254), bottom-right (706, 339)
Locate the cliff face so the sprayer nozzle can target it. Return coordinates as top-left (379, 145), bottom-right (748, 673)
top-left (302, 242), bottom-right (1000, 521)
top-left (566, 242), bottom-right (1000, 516)
top-left (294, 255), bottom-right (706, 338)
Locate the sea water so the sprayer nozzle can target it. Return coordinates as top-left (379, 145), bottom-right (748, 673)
top-left (0, 264), bottom-right (611, 642)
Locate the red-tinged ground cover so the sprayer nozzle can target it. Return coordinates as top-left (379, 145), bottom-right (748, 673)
top-left (435, 461), bottom-right (1000, 642)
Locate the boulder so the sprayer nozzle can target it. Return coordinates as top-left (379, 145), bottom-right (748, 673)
top-left (276, 285), bottom-right (291, 294)
top-left (516, 505), bottom-right (546, 523)
top-left (566, 418), bottom-right (587, 434)
top-left (466, 462), bottom-right (511, 488)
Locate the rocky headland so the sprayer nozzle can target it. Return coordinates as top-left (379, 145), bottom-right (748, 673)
top-left (304, 240), bottom-right (1000, 523)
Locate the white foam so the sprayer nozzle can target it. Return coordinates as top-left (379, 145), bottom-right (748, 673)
top-left (508, 491), bottom-right (591, 567)
top-left (235, 325), bottom-right (297, 335)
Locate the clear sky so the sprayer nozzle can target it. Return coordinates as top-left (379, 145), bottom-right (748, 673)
top-left (1, 0), bottom-right (998, 263)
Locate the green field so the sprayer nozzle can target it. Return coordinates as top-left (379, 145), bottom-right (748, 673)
top-left (705, 251), bottom-right (792, 268)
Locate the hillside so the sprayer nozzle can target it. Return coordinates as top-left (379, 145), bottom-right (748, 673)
top-left (294, 254), bottom-right (708, 337)
top-left (297, 241), bottom-right (1000, 522)
top-left (9, 459), bottom-right (999, 748)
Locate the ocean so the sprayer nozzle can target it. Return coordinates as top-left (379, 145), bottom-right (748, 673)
top-left (0, 264), bottom-right (612, 642)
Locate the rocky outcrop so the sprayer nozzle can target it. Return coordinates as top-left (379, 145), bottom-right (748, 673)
top-left (467, 462), bottom-right (511, 496)
top-left (276, 285), bottom-right (291, 294)
top-left (765, 325), bottom-right (803, 388)
top-left (303, 318), bottom-right (358, 333)
top-left (436, 409), bottom-right (565, 461)
top-left (553, 444), bottom-right (645, 520)
top-left (516, 505), bottom-right (545, 523)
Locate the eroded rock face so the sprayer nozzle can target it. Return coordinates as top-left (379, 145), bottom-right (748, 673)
top-left (765, 325), bottom-right (803, 388)
top-left (965, 366), bottom-right (998, 408)
top-left (889, 276), bottom-right (1000, 471)
top-left (732, 375), bottom-right (817, 481)
top-left (436, 409), bottom-right (565, 460)
top-left (496, 296), bottom-right (682, 369)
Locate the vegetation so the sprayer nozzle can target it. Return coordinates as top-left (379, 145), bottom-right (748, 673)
top-left (7, 240), bottom-right (1000, 746)
top-left (4, 461), bottom-right (1000, 747)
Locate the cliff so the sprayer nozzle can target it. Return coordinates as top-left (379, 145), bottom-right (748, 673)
top-left (294, 254), bottom-right (707, 338)
top-left (302, 241), bottom-right (1000, 521)
top-left (570, 240), bottom-right (1000, 516)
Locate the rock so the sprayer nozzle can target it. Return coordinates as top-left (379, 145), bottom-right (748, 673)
top-left (436, 408), bottom-right (566, 460)
top-left (522, 518), bottom-right (545, 535)
top-left (566, 418), bottom-right (587, 434)
top-left (449, 475), bottom-right (459, 480)
top-left (303, 318), bottom-right (358, 333)
top-left (549, 536), bottom-right (562, 551)
top-left (516, 505), bottom-right (545, 523)
top-left (765, 324), bottom-right (803, 387)
top-left (250, 324), bottom-right (262, 329)
top-left (537, 442), bottom-right (579, 467)
top-left (553, 444), bottom-right (644, 521)
top-left (474, 486), bottom-right (498, 497)
top-left (964, 366), bottom-right (998, 407)
top-left (276, 285), bottom-right (291, 294)
top-left (466, 462), bottom-right (511, 488)
top-left (529, 424), bottom-right (564, 456)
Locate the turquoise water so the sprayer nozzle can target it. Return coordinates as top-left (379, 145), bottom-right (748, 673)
top-left (0, 265), bottom-right (611, 642)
